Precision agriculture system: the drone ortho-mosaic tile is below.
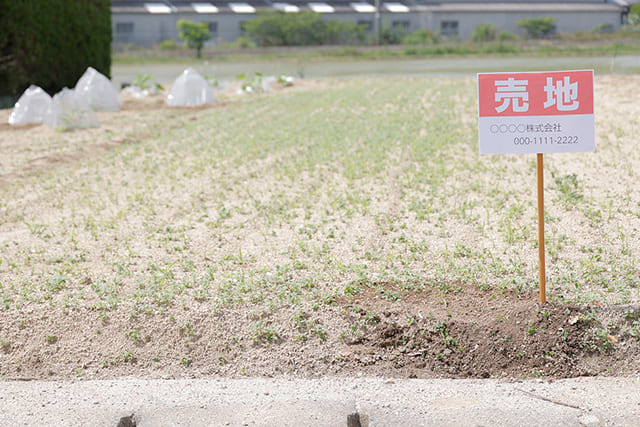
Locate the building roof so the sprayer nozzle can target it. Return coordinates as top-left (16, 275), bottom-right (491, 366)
top-left (111, 0), bottom-right (406, 14)
top-left (111, 0), bottom-right (628, 14)
top-left (418, 2), bottom-right (625, 12)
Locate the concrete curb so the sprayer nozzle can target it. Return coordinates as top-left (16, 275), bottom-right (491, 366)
top-left (1, 376), bottom-right (639, 426)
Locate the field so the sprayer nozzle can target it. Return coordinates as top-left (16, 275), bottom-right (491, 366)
top-left (1, 75), bottom-right (640, 380)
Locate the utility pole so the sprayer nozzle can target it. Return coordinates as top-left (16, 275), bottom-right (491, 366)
top-left (374, 0), bottom-right (381, 45)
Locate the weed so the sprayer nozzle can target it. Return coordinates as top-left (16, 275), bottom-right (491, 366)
top-left (579, 311), bottom-right (598, 325)
top-left (629, 321), bottom-right (640, 339)
top-left (125, 330), bottom-right (140, 344)
top-left (179, 322), bottom-right (196, 337)
top-left (119, 351), bottom-right (137, 364)
top-left (434, 320), bottom-right (459, 347)
top-left (380, 288), bottom-right (401, 302)
top-left (553, 173), bottom-right (583, 205)
top-left (251, 319), bottom-right (279, 345)
top-left (292, 309), bottom-right (308, 331)
top-left (624, 308), bottom-right (640, 320)
top-left (588, 328), bottom-right (614, 352)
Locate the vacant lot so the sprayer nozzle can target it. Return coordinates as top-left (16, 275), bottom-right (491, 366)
top-left (1, 75), bottom-right (640, 380)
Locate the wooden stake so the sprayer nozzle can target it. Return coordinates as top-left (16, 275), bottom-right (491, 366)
top-left (537, 153), bottom-right (546, 304)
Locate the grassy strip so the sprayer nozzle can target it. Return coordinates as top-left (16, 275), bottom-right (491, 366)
top-left (113, 38), bottom-right (640, 64)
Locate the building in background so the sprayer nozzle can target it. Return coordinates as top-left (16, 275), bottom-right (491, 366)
top-left (111, 0), bottom-right (631, 47)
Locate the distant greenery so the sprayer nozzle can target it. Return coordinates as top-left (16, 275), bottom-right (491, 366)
top-left (113, 38), bottom-right (640, 65)
top-left (380, 26), bottom-right (402, 45)
top-left (113, 24), bottom-right (640, 65)
top-left (517, 17), bottom-right (557, 39)
top-left (402, 42), bottom-right (520, 56)
top-left (242, 11), bottom-right (365, 46)
top-left (178, 19), bottom-right (211, 58)
top-left (471, 23), bottom-right (498, 42)
top-left (157, 39), bottom-right (181, 50)
top-left (630, 4), bottom-right (640, 26)
top-left (499, 30), bottom-right (519, 42)
top-left (402, 29), bottom-right (439, 45)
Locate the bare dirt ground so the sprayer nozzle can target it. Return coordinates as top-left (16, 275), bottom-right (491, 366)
top-left (1, 76), bottom-right (640, 381)
top-left (1, 279), bottom-right (638, 380)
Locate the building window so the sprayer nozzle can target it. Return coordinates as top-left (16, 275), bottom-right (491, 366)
top-left (208, 22), bottom-right (218, 38)
top-left (440, 20), bottom-right (458, 37)
top-left (357, 20), bottom-right (373, 33)
top-left (392, 20), bottom-right (410, 34)
top-left (115, 22), bottom-right (134, 41)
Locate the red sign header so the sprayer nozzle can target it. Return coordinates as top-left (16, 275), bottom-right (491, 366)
top-left (478, 70), bottom-right (594, 117)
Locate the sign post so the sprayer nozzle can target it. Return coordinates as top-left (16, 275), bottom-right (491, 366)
top-left (537, 153), bottom-right (545, 303)
top-left (477, 70), bottom-right (595, 303)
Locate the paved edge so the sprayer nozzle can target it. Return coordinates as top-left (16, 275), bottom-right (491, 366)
top-left (1, 376), bottom-right (639, 426)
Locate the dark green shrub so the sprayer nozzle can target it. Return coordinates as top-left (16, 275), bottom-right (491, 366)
top-left (402, 29), bottom-right (439, 45)
top-left (157, 39), bottom-right (181, 50)
top-left (0, 0), bottom-right (111, 107)
top-left (324, 20), bottom-right (365, 45)
top-left (499, 30), bottom-right (519, 42)
top-left (233, 36), bottom-right (257, 49)
top-left (471, 23), bottom-right (498, 42)
top-left (380, 26), bottom-right (402, 45)
top-left (242, 11), bottom-right (364, 46)
top-left (243, 12), bottom-right (323, 46)
top-left (517, 17), bottom-right (557, 38)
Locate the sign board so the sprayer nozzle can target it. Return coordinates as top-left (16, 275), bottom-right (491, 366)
top-left (478, 70), bottom-right (594, 155)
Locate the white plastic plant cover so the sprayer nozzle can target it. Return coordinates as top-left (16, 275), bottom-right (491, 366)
top-left (8, 85), bottom-right (52, 125)
top-left (166, 68), bottom-right (215, 107)
top-left (43, 88), bottom-right (100, 131)
top-left (75, 66), bottom-right (122, 112)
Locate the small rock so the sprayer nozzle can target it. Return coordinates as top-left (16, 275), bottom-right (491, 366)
top-left (578, 414), bottom-right (600, 425)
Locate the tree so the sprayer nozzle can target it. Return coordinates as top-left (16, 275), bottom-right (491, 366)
top-left (629, 4), bottom-right (640, 26)
top-left (517, 17), bottom-right (557, 39)
top-left (0, 0), bottom-right (111, 107)
top-left (177, 19), bottom-right (210, 58)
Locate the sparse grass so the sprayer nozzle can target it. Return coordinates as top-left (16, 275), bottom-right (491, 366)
top-left (1, 75), bottom-right (640, 378)
top-left (112, 36), bottom-right (640, 65)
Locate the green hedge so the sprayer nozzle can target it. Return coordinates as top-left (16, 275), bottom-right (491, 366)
top-left (0, 0), bottom-right (111, 107)
top-left (243, 11), bottom-right (365, 47)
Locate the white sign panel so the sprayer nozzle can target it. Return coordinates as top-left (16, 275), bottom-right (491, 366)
top-left (477, 70), bottom-right (595, 155)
